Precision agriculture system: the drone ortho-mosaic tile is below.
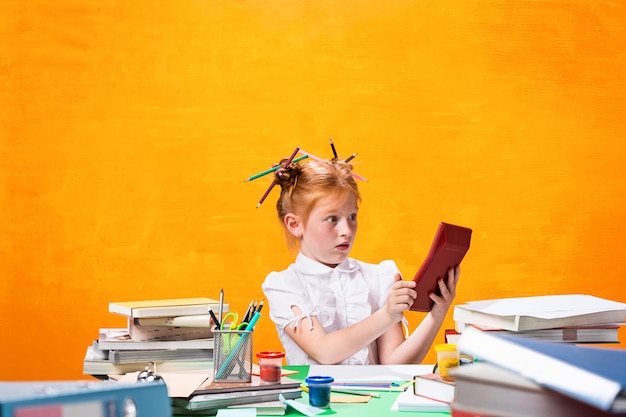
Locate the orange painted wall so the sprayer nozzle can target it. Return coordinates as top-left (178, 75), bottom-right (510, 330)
top-left (1, 1), bottom-right (625, 380)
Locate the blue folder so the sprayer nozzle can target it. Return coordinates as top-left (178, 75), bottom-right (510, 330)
top-left (0, 380), bottom-right (170, 417)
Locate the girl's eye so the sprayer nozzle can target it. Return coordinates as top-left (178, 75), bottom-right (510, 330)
top-left (327, 216), bottom-right (338, 223)
top-left (348, 213), bottom-right (357, 221)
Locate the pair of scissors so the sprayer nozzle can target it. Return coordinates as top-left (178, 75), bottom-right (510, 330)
top-left (220, 312), bottom-right (248, 331)
top-left (220, 312), bottom-right (250, 355)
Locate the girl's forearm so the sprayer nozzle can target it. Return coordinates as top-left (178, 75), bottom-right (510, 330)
top-left (383, 312), bottom-right (446, 364)
top-left (302, 308), bottom-right (400, 364)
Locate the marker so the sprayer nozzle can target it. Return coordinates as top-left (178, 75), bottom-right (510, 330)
top-left (208, 308), bottom-right (221, 330)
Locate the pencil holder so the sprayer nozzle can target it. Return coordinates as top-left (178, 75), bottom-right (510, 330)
top-left (213, 329), bottom-right (253, 382)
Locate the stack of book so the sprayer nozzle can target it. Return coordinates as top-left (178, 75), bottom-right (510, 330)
top-left (405, 294), bottom-right (626, 417)
top-left (451, 326), bottom-right (626, 417)
top-left (83, 297), bottom-right (228, 377)
top-left (452, 294), bottom-right (626, 344)
top-left (170, 375), bottom-right (302, 415)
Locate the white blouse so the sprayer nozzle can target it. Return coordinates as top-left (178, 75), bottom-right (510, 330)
top-left (261, 252), bottom-right (400, 365)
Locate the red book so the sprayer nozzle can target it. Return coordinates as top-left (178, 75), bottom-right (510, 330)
top-left (410, 222), bottom-right (472, 312)
top-left (451, 405), bottom-right (502, 417)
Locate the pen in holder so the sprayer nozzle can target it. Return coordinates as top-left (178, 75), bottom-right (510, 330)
top-left (214, 311), bottom-right (261, 382)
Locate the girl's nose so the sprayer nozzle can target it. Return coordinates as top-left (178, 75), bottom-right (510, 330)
top-left (338, 219), bottom-right (354, 237)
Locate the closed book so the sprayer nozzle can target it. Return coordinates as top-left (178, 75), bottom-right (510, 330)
top-left (0, 380), bottom-right (170, 417)
top-left (392, 386), bottom-right (450, 412)
top-left (109, 348), bottom-right (212, 364)
top-left (453, 294), bottom-right (626, 332)
top-left (109, 297), bottom-right (224, 318)
top-left (451, 362), bottom-right (626, 417)
top-left (82, 346), bottom-right (212, 376)
top-left (128, 318), bottom-right (214, 342)
top-left (173, 376), bottom-right (302, 411)
top-left (171, 401), bottom-right (288, 416)
top-left (133, 315), bottom-right (217, 328)
top-left (458, 326), bottom-right (626, 413)
top-left (96, 328), bottom-right (214, 350)
top-left (458, 323), bottom-right (620, 344)
top-left (191, 375), bottom-right (302, 396)
top-left (413, 373), bottom-right (455, 403)
top-left (410, 222), bottom-right (472, 312)
top-left (228, 400), bottom-right (287, 415)
top-left (173, 389), bottom-right (302, 412)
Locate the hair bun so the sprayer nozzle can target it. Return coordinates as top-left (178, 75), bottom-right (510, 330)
top-left (275, 159), bottom-right (302, 190)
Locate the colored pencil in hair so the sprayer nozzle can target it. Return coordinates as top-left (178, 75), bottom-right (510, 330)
top-left (329, 138), bottom-right (338, 158)
top-left (244, 154), bottom-right (308, 182)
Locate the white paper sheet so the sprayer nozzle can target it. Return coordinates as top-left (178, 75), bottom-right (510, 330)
top-left (307, 364), bottom-right (432, 382)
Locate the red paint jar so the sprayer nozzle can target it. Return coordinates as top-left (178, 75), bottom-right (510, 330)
top-left (256, 351), bottom-right (285, 383)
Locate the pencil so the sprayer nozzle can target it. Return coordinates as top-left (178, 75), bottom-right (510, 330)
top-left (218, 288), bottom-right (224, 325)
top-left (329, 138), bottom-right (338, 158)
top-left (332, 382), bottom-right (400, 387)
top-left (331, 388), bottom-right (380, 398)
top-left (300, 385), bottom-right (379, 398)
top-left (397, 378), bottom-right (417, 390)
top-left (351, 171), bottom-right (368, 182)
top-left (298, 149), bottom-right (324, 162)
top-left (242, 300), bottom-right (255, 323)
top-left (256, 180), bottom-right (276, 208)
top-left (344, 152), bottom-right (357, 163)
top-left (300, 149), bottom-right (367, 182)
top-left (284, 147), bottom-right (300, 165)
top-left (244, 154), bottom-right (309, 182)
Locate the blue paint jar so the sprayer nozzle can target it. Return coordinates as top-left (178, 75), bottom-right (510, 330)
top-left (305, 375), bottom-right (334, 408)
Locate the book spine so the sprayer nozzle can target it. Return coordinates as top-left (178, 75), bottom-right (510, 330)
top-left (130, 304), bottom-right (220, 318)
top-left (128, 318), bottom-right (214, 341)
top-left (109, 302), bottom-right (226, 318)
top-left (134, 315), bottom-right (215, 327)
top-left (96, 338), bottom-right (214, 351)
top-left (453, 308), bottom-right (518, 332)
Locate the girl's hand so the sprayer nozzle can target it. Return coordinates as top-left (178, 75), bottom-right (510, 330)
top-left (430, 265), bottom-right (460, 319)
top-left (385, 273), bottom-right (417, 321)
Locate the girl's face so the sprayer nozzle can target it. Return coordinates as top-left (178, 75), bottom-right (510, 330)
top-left (299, 194), bottom-right (358, 268)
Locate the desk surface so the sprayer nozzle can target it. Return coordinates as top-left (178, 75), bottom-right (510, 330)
top-left (173, 364), bottom-right (449, 416)
top-left (281, 364), bottom-right (449, 417)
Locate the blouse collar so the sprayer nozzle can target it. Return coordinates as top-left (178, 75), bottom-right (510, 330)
top-left (295, 252), bottom-right (358, 275)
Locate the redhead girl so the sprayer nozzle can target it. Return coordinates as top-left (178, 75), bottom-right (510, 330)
top-left (261, 155), bottom-right (459, 365)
